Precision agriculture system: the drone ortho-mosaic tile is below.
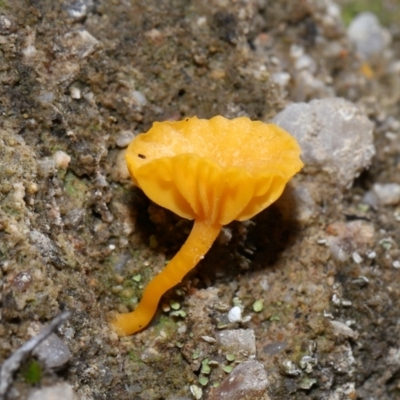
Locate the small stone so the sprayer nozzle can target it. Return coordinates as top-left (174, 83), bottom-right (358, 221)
top-left (116, 130), bottom-right (135, 148)
top-left (262, 341), bottom-right (288, 357)
top-left (217, 227), bottom-right (233, 245)
top-left (114, 150), bottom-right (130, 181)
top-left (189, 384), bottom-right (203, 399)
top-left (273, 98), bottom-right (375, 189)
top-left (53, 151), bottom-right (71, 170)
top-left (348, 12), bottom-right (390, 60)
top-left (27, 383), bottom-right (77, 400)
top-left (201, 336), bottom-right (216, 344)
top-left (372, 183), bottom-right (400, 206)
top-left (351, 252), bottom-right (363, 264)
top-left (66, 0), bottom-right (94, 21)
top-left (0, 15), bottom-right (16, 35)
top-left (69, 86), bottom-right (81, 99)
top-left (59, 29), bottom-right (99, 59)
top-left (208, 360), bottom-right (270, 400)
top-left (227, 306), bottom-right (242, 322)
top-left (351, 276), bottom-right (369, 286)
top-left (299, 355), bottom-right (317, 373)
top-left (329, 320), bottom-right (358, 340)
top-left (31, 327), bottom-right (72, 369)
top-left (131, 90), bottom-right (147, 109)
top-left (37, 158), bottom-right (56, 178)
top-left (341, 300), bottom-right (353, 307)
top-left (217, 329), bottom-right (256, 359)
top-left (281, 360), bottom-right (302, 376)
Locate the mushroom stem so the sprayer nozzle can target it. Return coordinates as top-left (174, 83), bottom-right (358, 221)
top-left (112, 220), bottom-right (222, 336)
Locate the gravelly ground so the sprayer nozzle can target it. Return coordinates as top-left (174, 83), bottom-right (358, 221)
top-left (2, 0), bottom-right (400, 399)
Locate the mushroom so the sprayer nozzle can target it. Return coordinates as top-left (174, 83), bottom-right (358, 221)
top-left (112, 116), bottom-right (303, 335)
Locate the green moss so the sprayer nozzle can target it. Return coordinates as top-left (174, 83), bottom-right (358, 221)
top-left (22, 359), bottom-right (42, 384)
top-left (128, 349), bottom-right (145, 364)
top-left (64, 171), bottom-right (88, 203)
top-left (155, 315), bottom-right (177, 336)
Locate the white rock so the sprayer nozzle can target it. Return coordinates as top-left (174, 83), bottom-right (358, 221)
top-left (372, 183), bottom-right (400, 205)
top-left (131, 90), bottom-right (147, 108)
top-left (330, 320), bottom-right (358, 340)
top-left (116, 130), bottom-right (135, 148)
top-left (53, 150), bottom-right (71, 169)
top-left (59, 29), bottom-right (99, 59)
top-left (66, 0), bottom-right (94, 21)
top-left (227, 306), bottom-right (242, 322)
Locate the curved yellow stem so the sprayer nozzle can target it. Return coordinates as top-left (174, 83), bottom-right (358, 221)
top-left (112, 220), bottom-right (222, 336)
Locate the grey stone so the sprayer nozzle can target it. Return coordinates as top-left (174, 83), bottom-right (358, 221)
top-left (348, 12), bottom-right (390, 59)
top-left (208, 360), bottom-right (270, 400)
top-left (31, 323), bottom-right (72, 369)
top-left (372, 183), bottom-right (400, 205)
top-left (217, 329), bottom-right (256, 359)
top-left (273, 98), bottom-right (375, 189)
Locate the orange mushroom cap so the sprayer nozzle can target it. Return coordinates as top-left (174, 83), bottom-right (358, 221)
top-left (126, 115), bottom-right (303, 225)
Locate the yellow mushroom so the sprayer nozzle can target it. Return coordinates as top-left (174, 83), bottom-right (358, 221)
top-left (112, 115), bottom-right (303, 335)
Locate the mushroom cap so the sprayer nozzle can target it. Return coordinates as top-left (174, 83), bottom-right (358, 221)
top-left (126, 116), bottom-right (303, 225)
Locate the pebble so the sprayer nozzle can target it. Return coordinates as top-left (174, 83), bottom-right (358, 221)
top-left (207, 360), bottom-right (270, 400)
top-left (66, 0), bottom-right (94, 21)
top-left (69, 86), bottom-right (81, 99)
top-left (263, 341), bottom-right (287, 357)
top-left (37, 158), bottom-right (56, 178)
top-left (189, 384), bottom-right (202, 400)
top-left (131, 90), bottom-right (147, 109)
top-left (114, 150), bottom-right (130, 181)
top-left (273, 98), bottom-right (375, 189)
top-left (0, 14), bottom-right (16, 35)
top-left (116, 130), bottom-right (135, 148)
top-left (348, 12), bottom-right (390, 60)
top-left (27, 383), bottom-right (77, 400)
top-left (217, 329), bottom-right (256, 359)
top-left (227, 306), bottom-right (242, 323)
top-left (372, 183), bottom-right (400, 206)
top-left (59, 30), bottom-right (99, 59)
top-left (29, 322), bottom-right (72, 368)
top-left (53, 150), bottom-right (71, 170)
top-left (271, 72), bottom-right (291, 89)
top-left (329, 320), bottom-right (358, 340)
